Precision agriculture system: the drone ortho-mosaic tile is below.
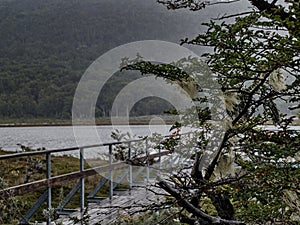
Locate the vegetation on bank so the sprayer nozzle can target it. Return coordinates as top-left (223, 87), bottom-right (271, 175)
top-left (1, 115), bottom-right (300, 127)
top-left (0, 115), bottom-right (177, 127)
top-left (0, 0), bottom-right (202, 120)
top-left (3, 0), bottom-right (297, 121)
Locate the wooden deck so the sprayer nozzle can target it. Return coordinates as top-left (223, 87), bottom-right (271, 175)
top-left (57, 182), bottom-right (163, 225)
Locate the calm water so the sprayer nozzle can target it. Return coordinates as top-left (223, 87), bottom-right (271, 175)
top-left (1, 124), bottom-right (299, 158)
top-left (0, 125), bottom-right (171, 152)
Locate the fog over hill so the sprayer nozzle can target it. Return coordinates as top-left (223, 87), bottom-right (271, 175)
top-left (0, 0), bottom-right (247, 119)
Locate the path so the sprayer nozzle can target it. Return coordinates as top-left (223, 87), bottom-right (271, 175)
top-left (57, 182), bottom-right (163, 225)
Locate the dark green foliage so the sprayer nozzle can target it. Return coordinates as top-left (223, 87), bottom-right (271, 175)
top-left (96, 70), bottom-right (175, 117)
top-left (120, 1), bottom-right (300, 224)
top-left (0, 0), bottom-right (199, 120)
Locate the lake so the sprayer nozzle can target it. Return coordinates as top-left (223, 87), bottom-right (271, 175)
top-left (0, 125), bottom-right (172, 152)
top-left (1, 124), bottom-right (299, 158)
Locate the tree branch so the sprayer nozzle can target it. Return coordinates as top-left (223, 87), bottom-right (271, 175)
top-left (213, 11), bottom-right (252, 20)
top-left (157, 177), bottom-right (246, 225)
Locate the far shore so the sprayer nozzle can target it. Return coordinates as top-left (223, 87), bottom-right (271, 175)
top-left (1, 116), bottom-right (299, 128)
top-left (0, 116), bottom-right (177, 128)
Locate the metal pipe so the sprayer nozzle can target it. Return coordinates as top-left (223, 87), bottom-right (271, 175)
top-left (128, 142), bottom-right (132, 190)
top-left (46, 153), bottom-right (51, 225)
top-left (80, 148), bottom-right (85, 213)
top-left (146, 139), bottom-right (150, 183)
top-left (109, 144), bottom-right (113, 201)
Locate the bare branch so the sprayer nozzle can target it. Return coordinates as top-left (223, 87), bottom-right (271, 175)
top-left (157, 177), bottom-right (246, 224)
top-left (213, 11), bottom-right (253, 20)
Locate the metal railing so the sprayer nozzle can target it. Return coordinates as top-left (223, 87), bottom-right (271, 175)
top-left (0, 136), bottom-right (172, 225)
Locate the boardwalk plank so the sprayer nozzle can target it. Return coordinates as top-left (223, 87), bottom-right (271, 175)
top-left (56, 183), bottom-right (164, 225)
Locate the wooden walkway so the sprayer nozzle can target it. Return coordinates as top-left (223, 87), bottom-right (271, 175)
top-left (57, 182), bottom-right (163, 225)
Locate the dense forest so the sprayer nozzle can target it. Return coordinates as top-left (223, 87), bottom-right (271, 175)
top-left (0, 0), bottom-right (202, 120)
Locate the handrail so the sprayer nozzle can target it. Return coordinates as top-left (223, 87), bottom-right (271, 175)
top-left (2, 150), bottom-right (171, 197)
top-left (0, 138), bottom-right (145, 160)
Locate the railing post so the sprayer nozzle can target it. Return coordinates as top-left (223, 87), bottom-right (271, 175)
top-left (46, 152), bottom-right (51, 225)
top-left (145, 139), bottom-right (149, 183)
top-left (158, 146), bottom-right (161, 176)
top-left (109, 144), bottom-right (113, 201)
top-left (128, 142), bottom-right (132, 190)
top-left (80, 148), bottom-right (85, 214)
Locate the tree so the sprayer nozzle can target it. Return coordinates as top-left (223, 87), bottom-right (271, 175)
top-left (117, 0), bottom-right (300, 224)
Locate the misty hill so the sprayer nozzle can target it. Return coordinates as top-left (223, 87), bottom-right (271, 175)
top-left (0, 0), bottom-right (205, 119)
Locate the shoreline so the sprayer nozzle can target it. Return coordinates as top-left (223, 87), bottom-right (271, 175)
top-left (0, 116), bottom-right (176, 128)
top-left (0, 121), bottom-right (172, 128)
top-left (1, 117), bottom-right (299, 128)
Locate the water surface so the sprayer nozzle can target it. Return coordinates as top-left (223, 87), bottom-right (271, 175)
top-left (0, 125), bottom-right (171, 152)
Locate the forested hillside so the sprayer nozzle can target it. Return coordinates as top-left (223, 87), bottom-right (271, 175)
top-left (0, 0), bottom-right (201, 120)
